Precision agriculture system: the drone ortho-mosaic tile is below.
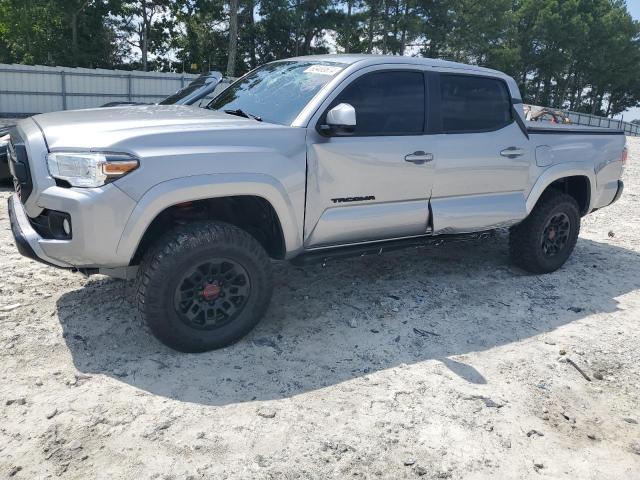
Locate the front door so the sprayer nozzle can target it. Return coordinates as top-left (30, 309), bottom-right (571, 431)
top-left (304, 68), bottom-right (435, 248)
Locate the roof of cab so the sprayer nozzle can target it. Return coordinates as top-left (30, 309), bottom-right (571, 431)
top-left (280, 54), bottom-right (505, 77)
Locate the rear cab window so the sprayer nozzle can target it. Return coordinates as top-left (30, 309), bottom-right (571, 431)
top-left (439, 74), bottom-right (513, 133)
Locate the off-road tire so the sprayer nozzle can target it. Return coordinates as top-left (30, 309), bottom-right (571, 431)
top-left (509, 191), bottom-right (580, 274)
top-left (136, 221), bottom-right (273, 352)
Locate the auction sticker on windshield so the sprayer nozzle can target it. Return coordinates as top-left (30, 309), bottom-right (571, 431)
top-left (304, 65), bottom-right (343, 76)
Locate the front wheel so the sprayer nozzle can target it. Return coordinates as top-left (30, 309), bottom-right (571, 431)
top-left (509, 192), bottom-right (581, 274)
top-left (136, 221), bottom-right (273, 352)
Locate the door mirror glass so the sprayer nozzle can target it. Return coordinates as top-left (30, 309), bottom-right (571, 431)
top-left (321, 103), bottom-right (356, 135)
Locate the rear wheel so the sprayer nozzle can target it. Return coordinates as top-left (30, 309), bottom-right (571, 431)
top-left (509, 192), bottom-right (580, 274)
top-left (136, 221), bottom-right (273, 352)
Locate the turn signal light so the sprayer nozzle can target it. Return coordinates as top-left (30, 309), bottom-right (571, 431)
top-left (102, 160), bottom-right (139, 176)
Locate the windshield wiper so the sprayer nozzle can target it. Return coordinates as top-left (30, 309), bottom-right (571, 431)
top-left (223, 108), bottom-right (262, 121)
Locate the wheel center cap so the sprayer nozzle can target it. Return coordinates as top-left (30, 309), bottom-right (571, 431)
top-left (202, 283), bottom-right (221, 301)
top-left (548, 229), bottom-right (556, 240)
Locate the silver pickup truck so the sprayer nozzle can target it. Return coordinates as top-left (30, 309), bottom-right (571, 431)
top-left (7, 55), bottom-right (627, 352)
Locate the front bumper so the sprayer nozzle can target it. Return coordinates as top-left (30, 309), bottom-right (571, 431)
top-left (7, 182), bottom-right (137, 269)
top-left (7, 193), bottom-right (72, 268)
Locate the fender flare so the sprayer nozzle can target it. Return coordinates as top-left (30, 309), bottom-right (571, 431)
top-left (115, 173), bottom-right (303, 263)
top-left (525, 163), bottom-right (596, 215)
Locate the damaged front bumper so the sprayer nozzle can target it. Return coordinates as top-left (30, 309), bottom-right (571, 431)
top-left (7, 193), bottom-right (73, 269)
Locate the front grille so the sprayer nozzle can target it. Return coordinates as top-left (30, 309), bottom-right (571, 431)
top-left (7, 128), bottom-right (32, 202)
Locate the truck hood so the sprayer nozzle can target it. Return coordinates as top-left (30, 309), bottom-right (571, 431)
top-left (32, 105), bottom-right (275, 150)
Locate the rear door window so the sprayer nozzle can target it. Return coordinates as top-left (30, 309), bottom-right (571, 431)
top-left (439, 74), bottom-right (512, 133)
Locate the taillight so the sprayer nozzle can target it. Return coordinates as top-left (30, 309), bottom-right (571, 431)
top-left (622, 146), bottom-right (628, 168)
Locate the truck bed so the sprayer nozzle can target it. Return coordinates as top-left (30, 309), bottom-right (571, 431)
top-left (526, 122), bottom-right (625, 136)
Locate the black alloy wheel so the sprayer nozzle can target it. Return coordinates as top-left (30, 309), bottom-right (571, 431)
top-left (174, 258), bottom-right (251, 330)
top-left (540, 212), bottom-right (571, 257)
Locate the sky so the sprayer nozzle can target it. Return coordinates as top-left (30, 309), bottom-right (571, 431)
top-left (618, 1), bottom-right (640, 120)
top-left (629, 0), bottom-right (640, 20)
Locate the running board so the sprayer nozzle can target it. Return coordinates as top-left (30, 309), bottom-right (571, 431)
top-left (291, 232), bottom-right (492, 266)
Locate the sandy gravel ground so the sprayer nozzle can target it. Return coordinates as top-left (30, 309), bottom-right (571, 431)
top-left (1, 139), bottom-right (639, 479)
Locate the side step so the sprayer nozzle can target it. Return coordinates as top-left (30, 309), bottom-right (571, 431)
top-left (291, 231), bottom-right (493, 266)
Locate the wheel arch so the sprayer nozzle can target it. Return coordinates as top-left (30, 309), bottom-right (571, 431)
top-left (116, 174), bottom-right (303, 265)
top-left (526, 166), bottom-right (595, 216)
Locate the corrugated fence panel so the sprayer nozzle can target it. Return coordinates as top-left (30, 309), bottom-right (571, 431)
top-left (1, 92), bottom-right (63, 113)
top-left (0, 64), bottom-right (198, 115)
top-left (7, 66), bottom-right (635, 136)
top-left (65, 95), bottom-right (127, 110)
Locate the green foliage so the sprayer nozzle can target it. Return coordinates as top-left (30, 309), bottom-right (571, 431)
top-left (0, 0), bottom-right (117, 67)
top-left (506, 0), bottom-right (640, 115)
top-left (110, 0), bottom-right (177, 71)
top-left (0, 0), bottom-right (638, 115)
top-left (170, 0), bottom-right (228, 72)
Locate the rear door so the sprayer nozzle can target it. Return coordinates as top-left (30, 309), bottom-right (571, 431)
top-left (304, 67), bottom-right (435, 248)
top-left (430, 73), bottom-right (531, 234)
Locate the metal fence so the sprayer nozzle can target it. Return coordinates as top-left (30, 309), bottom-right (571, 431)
top-left (0, 64), bottom-right (204, 115)
top-left (565, 111), bottom-right (640, 137)
top-left (526, 104), bottom-right (639, 137)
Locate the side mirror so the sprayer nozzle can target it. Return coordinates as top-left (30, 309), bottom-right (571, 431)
top-left (203, 72), bottom-right (223, 84)
top-left (320, 103), bottom-right (356, 136)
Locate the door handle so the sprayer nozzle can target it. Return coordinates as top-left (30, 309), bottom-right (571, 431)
top-left (500, 147), bottom-right (525, 159)
top-left (405, 151), bottom-right (434, 164)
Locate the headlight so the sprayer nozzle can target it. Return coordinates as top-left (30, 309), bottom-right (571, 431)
top-left (0, 134), bottom-right (9, 148)
top-left (46, 152), bottom-right (139, 188)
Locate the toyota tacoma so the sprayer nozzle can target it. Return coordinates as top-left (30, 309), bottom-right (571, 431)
top-left (6, 55), bottom-right (627, 352)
